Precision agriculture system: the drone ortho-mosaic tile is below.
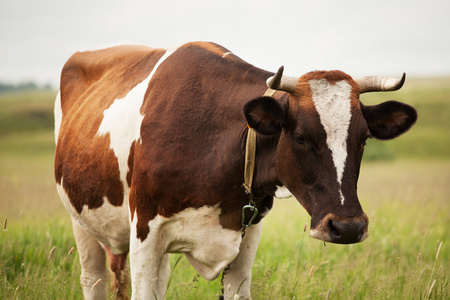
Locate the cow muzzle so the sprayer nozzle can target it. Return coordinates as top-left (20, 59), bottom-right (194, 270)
top-left (309, 213), bottom-right (369, 244)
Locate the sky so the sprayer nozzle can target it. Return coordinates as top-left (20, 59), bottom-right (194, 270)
top-left (1, 0), bottom-right (449, 88)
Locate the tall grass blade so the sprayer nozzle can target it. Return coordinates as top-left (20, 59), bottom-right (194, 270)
top-left (166, 255), bottom-right (183, 292)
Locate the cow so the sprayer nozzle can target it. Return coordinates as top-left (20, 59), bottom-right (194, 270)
top-left (54, 41), bottom-right (417, 299)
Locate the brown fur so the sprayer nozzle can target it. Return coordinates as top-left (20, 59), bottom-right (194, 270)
top-left (57, 41), bottom-right (415, 244)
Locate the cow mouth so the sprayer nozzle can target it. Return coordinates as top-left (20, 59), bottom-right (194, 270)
top-left (309, 213), bottom-right (369, 244)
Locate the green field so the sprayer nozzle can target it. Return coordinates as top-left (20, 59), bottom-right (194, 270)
top-left (0, 79), bottom-right (449, 299)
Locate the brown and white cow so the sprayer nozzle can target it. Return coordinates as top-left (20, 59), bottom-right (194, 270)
top-left (54, 41), bottom-right (417, 299)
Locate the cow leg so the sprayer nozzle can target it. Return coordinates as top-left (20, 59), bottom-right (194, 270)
top-left (222, 221), bottom-right (263, 300)
top-left (158, 253), bottom-right (171, 294)
top-left (72, 218), bottom-right (108, 300)
top-left (129, 221), bottom-right (166, 300)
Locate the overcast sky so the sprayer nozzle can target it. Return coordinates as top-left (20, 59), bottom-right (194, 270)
top-left (1, 0), bottom-right (449, 87)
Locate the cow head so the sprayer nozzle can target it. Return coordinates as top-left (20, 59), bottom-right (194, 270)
top-left (244, 67), bottom-right (417, 244)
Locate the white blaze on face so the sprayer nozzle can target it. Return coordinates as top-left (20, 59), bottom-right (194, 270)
top-left (96, 47), bottom-right (178, 203)
top-left (309, 79), bottom-right (352, 205)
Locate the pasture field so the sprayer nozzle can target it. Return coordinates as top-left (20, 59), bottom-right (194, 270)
top-left (0, 78), bottom-right (449, 299)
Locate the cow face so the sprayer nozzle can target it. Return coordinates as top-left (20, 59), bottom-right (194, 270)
top-left (244, 69), bottom-right (417, 244)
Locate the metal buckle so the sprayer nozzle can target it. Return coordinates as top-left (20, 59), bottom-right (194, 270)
top-left (241, 204), bottom-right (259, 228)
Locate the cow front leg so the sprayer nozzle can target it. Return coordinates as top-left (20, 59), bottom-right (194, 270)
top-left (129, 220), bottom-right (167, 300)
top-left (222, 221), bottom-right (263, 300)
top-left (158, 253), bottom-right (171, 295)
top-left (72, 218), bottom-right (108, 300)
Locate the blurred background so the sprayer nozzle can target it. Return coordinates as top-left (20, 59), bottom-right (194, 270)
top-left (1, 0), bottom-right (449, 87)
top-left (1, 0), bottom-right (448, 299)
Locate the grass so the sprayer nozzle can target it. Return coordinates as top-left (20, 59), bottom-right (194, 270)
top-left (0, 90), bottom-right (55, 137)
top-left (0, 77), bottom-right (449, 299)
top-left (1, 160), bottom-right (447, 299)
top-left (1, 217), bottom-right (80, 299)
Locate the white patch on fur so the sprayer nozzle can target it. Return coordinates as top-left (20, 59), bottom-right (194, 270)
top-left (54, 91), bottom-right (62, 145)
top-left (222, 51), bottom-right (232, 58)
top-left (309, 79), bottom-right (352, 205)
top-left (130, 205), bottom-right (242, 299)
top-left (274, 185), bottom-right (293, 199)
top-left (97, 47), bottom-right (178, 216)
top-left (56, 178), bottom-right (130, 254)
top-left (309, 227), bottom-right (332, 242)
top-left (163, 205), bottom-right (242, 280)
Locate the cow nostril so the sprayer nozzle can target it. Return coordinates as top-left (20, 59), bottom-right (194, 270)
top-left (327, 219), bottom-right (367, 244)
top-left (328, 220), bottom-right (341, 238)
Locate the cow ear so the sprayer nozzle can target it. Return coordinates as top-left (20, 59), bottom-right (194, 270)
top-left (244, 96), bottom-right (286, 135)
top-left (361, 100), bottom-right (417, 140)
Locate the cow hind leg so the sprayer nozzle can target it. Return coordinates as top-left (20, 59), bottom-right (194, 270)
top-left (72, 218), bottom-right (108, 300)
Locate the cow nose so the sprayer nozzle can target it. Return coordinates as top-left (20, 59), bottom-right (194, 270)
top-left (327, 217), bottom-right (368, 244)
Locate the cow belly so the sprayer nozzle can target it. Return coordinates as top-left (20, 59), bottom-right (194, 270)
top-left (56, 181), bottom-right (130, 254)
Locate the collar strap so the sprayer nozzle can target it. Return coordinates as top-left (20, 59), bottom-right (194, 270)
top-left (242, 87), bottom-right (277, 196)
top-left (263, 88), bottom-right (277, 97)
top-left (241, 87), bottom-right (277, 230)
top-left (242, 126), bottom-right (256, 195)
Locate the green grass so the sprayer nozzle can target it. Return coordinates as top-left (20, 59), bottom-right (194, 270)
top-left (1, 160), bottom-right (448, 299)
top-left (0, 90), bottom-right (55, 137)
top-left (0, 78), bottom-right (449, 299)
top-left (1, 218), bottom-right (80, 299)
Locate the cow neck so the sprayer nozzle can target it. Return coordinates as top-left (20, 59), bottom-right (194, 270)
top-left (241, 87), bottom-right (277, 231)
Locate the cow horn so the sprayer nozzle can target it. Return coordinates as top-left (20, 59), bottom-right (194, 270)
top-left (354, 73), bottom-right (406, 93)
top-left (266, 66), bottom-right (299, 94)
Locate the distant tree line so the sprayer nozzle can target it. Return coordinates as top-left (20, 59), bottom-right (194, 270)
top-left (0, 82), bottom-right (53, 93)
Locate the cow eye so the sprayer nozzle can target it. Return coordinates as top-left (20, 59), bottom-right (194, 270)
top-left (295, 135), bottom-right (308, 146)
